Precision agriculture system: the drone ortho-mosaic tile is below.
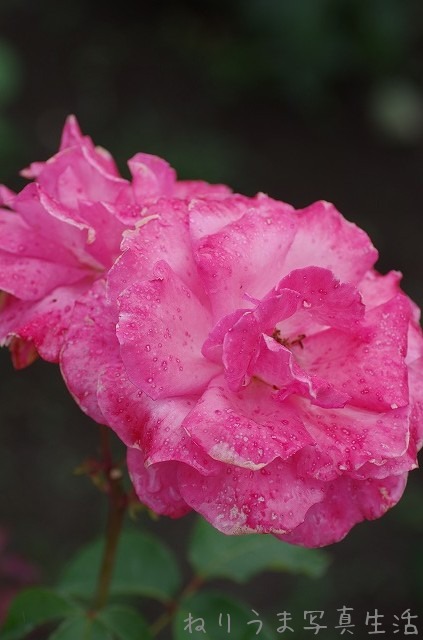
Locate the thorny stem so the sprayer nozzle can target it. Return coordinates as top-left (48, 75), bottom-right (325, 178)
top-left (92, 425), bottom-right (127, 611)
top-left (150, 575), bottom-right (205, 637)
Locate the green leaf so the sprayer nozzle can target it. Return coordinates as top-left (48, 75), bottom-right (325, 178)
top-left (174, 590), bottom-right (276, 640)
top-left (97, 605), bottom-right (152, 640)
top-left (0, 587), bottom-right (79, 640)
top-left (189, 518), bottom-right (330, 583)
top-left (49, 614), bottom-right (112, 640)
top-left (58, 530), bottom-right (181, 602)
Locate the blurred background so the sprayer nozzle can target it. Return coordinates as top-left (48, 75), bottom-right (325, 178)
top-left (0, 0), bottom-right (423, 637)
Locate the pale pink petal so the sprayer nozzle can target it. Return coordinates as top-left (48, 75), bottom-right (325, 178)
top-left (117, 261), bottom-right (219, 399)
top-left (193, 197), bottom-right (298, 317)
top-left (14, 184), bottom-right (102, 269)
top-left (128, 153), bottom-right (176, 200)
top-left (293, 396), bottom-right (410, 481)
top-left (0, 186), bottom-right (16, 206)
top-left (274, 267), bottom-right (365, 332)
top-left (188, 195), bottom-right (257, 243)
top-left (0, 208), bottom-right (82, 268)
top-left (180, 376), bottom-right (313, 469)
top-left (77, 201), bottom-right (126, 267)
top-left (299, 295), bottom-right (410, 412)
top-left (174, 181), bottom-right (232, 199)
top-left (278, 473), bottom-right (407, 547)
top-left (358, 269), bottom-right (403, 309)
top-left (128, 451), bottom-right (191, 518)
top-left (0, 280), bottom-right (91, 362)
top-left (177, 458), bottom-right (326, 535)
top-left (254, 335), bottom-right (350, 408)
top-left (282, 201), bottom-right (378, 284)
top-left (108, 199), bottom-right (207, 308)
top-left (0, 250), bottom-right (87, 300)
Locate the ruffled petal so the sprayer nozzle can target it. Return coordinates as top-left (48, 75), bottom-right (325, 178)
top-left (177, 457), bottom-right (326, 535)
top-left (278, 473), bottom-right (407, 547)
top-left (293, 397), bottom-right (410, 481)
top-left (128, 451), bottom-right (191, 518)
top-left (193, 196), bottom-right (298, 318)
top-left (97, 363), bottom-right (218, 475)
top-left (298, 295), bottom-right (410, 412)
top-left (60, 279), bottom-right (117, 423)
top-left (282, 201), bottom-right (378, 284)
top-left (0, 281), bottom-right (91, 363)
top-left (108, 199), bottom-right (207, 308)
top-left (180, 376), bottom-right (313, 469)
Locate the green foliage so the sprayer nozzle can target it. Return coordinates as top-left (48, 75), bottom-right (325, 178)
top-left (49, 615), bottom-right (113, 640)
top-left (174, 590), bottom-right (276, 640)
top-left (0, 588), bottom-right (80, 640)
top-left (1, 518), bottom-right (330, 639)
top-left (58, 530), bottom-right (181, 602)
top-left (97, 605), bottom-right (152, 640)
top-left (189, 518), bottom-right (330, 582)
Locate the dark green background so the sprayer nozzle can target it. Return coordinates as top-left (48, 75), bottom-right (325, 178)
top-left (0, 1), bottom-right (422, 637)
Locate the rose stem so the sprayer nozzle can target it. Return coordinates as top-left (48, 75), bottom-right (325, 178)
top-left (92, 425), bottom-right (127, 611)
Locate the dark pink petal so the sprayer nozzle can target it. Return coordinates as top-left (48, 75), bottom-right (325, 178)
top-left (278, 473), bottom-right (407, 547)
top-left (117, 261), bottom-right (219, 399)
top-left (299, 295), bottom-right (410, 412)
top-left (180, 376), bottom-right (313, 469)
top-left (178, 458), bottom-right (325, 535)
top-left (60, 279), bottom-right (117, 423)
top-left (127, 451), bottom-right (191, 518)
top-left (0, 281), bottom-right (91, 362)
top-left (282, 201), bottom-right (378, 284)
top-left (97, 363), bottom-right (218, 475)
top-left (193, 198), bottom-right (298, 318)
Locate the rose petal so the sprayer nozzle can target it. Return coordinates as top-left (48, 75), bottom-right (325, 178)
top-left (178, 457), bottom-right (325, 535)
top-left (128, 451), bottom-right (191, 518)
top-left (278, 473), bottom-right (407, 547)
top-left (97, 363), bottom-right (218, 475)
top-left (181, 376), bottom-right (313, 469)
top-left (282, 201), bottom-right (378, 284)
top-left (298, 294), bottom-right (410, 412)
top-left (193, 196), bottom-right (298, 318)
top-left (0, 281), bottom-right (91, 362)
top-left (117, 261), bottom-right (219, 399)
top-left (60, 279), bottom-right (116, 423)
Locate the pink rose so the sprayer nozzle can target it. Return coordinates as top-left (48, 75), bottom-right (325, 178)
top-left (0, 117), bottom-right (229, 367)
top-left (61, 193), bottom-right (423, 547)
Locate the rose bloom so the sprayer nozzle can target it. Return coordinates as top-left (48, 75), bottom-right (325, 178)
top-left (0, 117), bottom-right (229, 367)
top-left (58, 190), bottom-right (423, 547)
